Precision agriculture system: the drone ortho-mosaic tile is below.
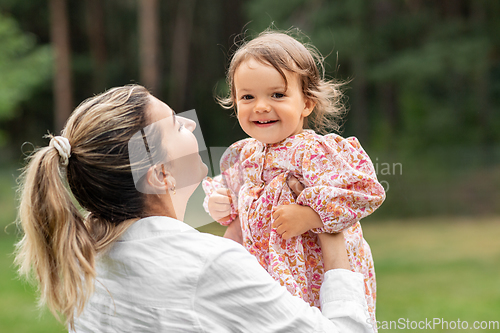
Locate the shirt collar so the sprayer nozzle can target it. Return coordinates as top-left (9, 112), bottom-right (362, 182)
top-left (117, 216), bottom-right (197, 242)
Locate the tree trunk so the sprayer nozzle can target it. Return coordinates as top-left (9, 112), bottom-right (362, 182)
top-left (85, 0), bottom-right (107, 93)
top-left (169, 0), bottom-right (196, 111)
top-left (49, 0), bottom-right (73, 132)
top-left (139, 0), bottom-right (160, 95)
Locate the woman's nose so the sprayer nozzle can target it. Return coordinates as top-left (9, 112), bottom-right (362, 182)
top-left (181, 117), bottom-right (196, 132)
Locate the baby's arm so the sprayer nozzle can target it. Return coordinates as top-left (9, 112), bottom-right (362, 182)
top-left (206, 186), bottom-right (242, 243)
top-left (203, 139), bottom-right (255, 243)
top-left (296, 137), bottom-right (385, 233)
top-left (203, 140), bottom-right (250, 226)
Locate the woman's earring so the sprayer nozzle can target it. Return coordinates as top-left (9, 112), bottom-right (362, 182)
top-left (169, 186), bottom-right (176, 195)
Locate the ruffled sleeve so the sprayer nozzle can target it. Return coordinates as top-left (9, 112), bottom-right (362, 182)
top-left (202, 139), bottom-right (252, 225)
top-left (295, 134), bottom-right (385, 233)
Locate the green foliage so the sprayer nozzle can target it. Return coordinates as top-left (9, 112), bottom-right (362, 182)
top-left (0, 0), bottom-right (498, 217)
top-left (243, 0), bottom-right (500, 149)
top-left (0, 12), bottom-right (52, 121)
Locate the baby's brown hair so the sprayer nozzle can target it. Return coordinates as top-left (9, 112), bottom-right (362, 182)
top-left (218, 29), bottom-right (347, 134)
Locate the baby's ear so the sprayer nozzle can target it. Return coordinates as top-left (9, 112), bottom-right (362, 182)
top-left (302, 98), bottom-right (316, 117)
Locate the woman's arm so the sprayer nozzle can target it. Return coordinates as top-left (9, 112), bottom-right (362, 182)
top-left (317, 231), bottom-right (350, 271)
top-left (194, 237), bottom-right (372, 333)
top-left (223, 216), bottom-right (243, 244)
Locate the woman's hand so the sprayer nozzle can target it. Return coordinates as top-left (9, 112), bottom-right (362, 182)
top-left (223, 216), bottom-right (243, 244)
top-left (208, 188), bottom-right (232, 223)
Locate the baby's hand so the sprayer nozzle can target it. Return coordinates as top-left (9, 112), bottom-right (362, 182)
top-left (272, 205), bottom-right (323, 240)
top-left (208, 188), bottom-right (232, 223)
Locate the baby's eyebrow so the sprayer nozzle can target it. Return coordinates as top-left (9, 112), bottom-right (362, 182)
top-left (238, 85), bottom-right (285, 93)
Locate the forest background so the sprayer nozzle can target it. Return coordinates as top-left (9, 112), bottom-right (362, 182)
top-left (0, 0), bottom-right (499, 332)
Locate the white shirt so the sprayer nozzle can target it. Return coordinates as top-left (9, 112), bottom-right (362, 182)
top-left (73, 216), bottom-right (373, 332)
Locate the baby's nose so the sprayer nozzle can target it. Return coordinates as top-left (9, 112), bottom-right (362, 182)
top-left (254, 99), bottom-right (271, 113)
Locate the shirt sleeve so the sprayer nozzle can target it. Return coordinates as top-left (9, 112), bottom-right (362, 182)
top-left (202, 140), bottom-right (251, 225)
top-left (295, 134), bottom-right (386, 233)
top-left (194, 240), bottom-right (374, 333)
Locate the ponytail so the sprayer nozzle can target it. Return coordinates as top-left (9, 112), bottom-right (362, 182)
top-left (15, 143), bottom-right (96, 328)
top-left (15, 84), bottom-right (150, 329)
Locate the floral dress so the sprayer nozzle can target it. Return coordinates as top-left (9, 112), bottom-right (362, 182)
top-left (203, 130), bottom-right (385, 327)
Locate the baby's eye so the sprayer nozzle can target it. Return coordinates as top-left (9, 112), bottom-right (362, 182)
top-left (178, 121), bottom-right (184, 132)
top-left (272, 92), bottom-right (285, 98)
top-left (241, 94), bottom-right (254, 100)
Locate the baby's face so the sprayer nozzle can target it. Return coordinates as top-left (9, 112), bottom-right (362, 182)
top-left (233, 58), bottom-right (314, 144)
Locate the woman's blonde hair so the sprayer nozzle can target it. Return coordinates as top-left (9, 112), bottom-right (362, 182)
top-left (218, 29), bottom-right (347, 134)
top-left (15, 85), bottom-right (155, 329)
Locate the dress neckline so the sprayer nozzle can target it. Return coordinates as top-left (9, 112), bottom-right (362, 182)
top-left (263, 129), bottom-right (314, 149)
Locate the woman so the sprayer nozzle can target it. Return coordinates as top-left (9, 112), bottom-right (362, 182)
top-left (15, 85), bottom-right (373, 332)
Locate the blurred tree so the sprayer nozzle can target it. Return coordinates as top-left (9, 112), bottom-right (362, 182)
top-left (169, 0), bottom-right (196, 111)
top-left (243, 0), bottom-right (500, 151)
top-left (0, 11), bottom-right (51, 146)
top-left (49, 0), bottom-right (73, 132)
top-left (85, 0), bottom-right (107, 92)
top-left (139, 0), bottom-right (160, 95)
top-left (1, 0), bottom-right (497, 216)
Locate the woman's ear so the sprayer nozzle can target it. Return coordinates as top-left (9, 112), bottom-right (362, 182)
top-left (145, 164), bottom-right (175, 194)
top-left (302, 98), bottom-right (316, 117)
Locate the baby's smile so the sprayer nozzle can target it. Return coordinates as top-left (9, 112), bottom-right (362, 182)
top-left (254, 119), bottom-right (279, 127)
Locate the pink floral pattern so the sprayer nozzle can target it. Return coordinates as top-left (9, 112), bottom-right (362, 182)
top-left (203, 130), bottom-right (385, 326)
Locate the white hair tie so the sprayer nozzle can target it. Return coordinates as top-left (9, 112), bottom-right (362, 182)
top-left (50, 136), bottom-right (71, 166)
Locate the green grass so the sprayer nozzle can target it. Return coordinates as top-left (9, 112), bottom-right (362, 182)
top-left (2, 218), bottom-right (498, 332)
top-left (0, 167), bottom-right (67, 332)
top-left (0, 239), bottom-right (67, 333)
top-left (1, 164), bottom-right (499, 331)
top-left (363, 216), bottom-right (500, 332)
